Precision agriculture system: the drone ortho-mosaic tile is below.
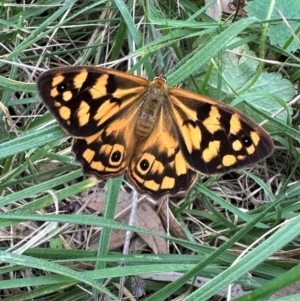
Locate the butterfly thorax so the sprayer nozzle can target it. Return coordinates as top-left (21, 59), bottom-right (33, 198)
top-left (135, 76), bottom-right (169, 140)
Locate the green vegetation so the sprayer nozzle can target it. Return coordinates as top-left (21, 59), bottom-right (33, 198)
top-left (0, 0), bottom-right (299, 300)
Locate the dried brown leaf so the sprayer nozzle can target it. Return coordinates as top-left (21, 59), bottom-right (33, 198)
top-left (82, 191), bottom-right (168, 253)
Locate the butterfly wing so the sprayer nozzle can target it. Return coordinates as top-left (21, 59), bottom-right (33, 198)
top-left (127, 106), bottom-right (197, 199)
top-left (72, 115), bottom-right (138, 179)
top-left (37, 66), bottom-right (149, 178)
top-left (37, 67), bottom-right (148, 137)
top-left (168, 87), bottom-right (274, 175)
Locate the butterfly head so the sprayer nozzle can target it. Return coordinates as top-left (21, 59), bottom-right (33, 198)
top-left (154, 73), bottom-right (167, 84)
top-left (150, 74), bottom-right (168, 98)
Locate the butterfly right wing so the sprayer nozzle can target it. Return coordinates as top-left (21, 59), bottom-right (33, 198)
top-left (168, 87), bottom-right (274, 175)
top-left (127, 106), bottom-right (197, 199)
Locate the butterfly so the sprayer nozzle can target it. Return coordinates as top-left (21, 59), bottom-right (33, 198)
top-left (37, 66), bottom-right (274, 199)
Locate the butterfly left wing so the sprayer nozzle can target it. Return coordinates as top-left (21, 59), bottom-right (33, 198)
top-left (72, 114), bottom-right (139, 179)
top-left (37, 66), bottom-right (149, 178)
top-left (37, 66), bottom-right (148, 137)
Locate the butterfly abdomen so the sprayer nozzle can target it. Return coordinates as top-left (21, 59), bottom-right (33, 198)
top-left (134, 78), bottom-right (169, 140)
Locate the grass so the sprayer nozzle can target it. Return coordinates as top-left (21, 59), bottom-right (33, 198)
top-left (0, 0), bottom-right (300, 300)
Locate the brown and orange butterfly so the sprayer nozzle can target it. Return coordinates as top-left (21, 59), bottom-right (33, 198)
top-left (37, 66), bottom-right (274, 199)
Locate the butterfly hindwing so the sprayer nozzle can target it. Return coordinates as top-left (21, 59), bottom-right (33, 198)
top-left (72, 113), bottom-right (138, 178)
top-left (127, 108), bottom-right (197, 199)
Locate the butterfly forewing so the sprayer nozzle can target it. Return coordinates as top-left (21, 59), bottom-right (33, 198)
top-left (37, 67), bottom-right (148, 137)
top-left (169, 88), bottom-right (274, 175)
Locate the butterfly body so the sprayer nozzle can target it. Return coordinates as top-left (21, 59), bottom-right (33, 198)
top-left (37, 66), bottom-right (274, 199)
top-left (134, 75), bottom-right (168, 140)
